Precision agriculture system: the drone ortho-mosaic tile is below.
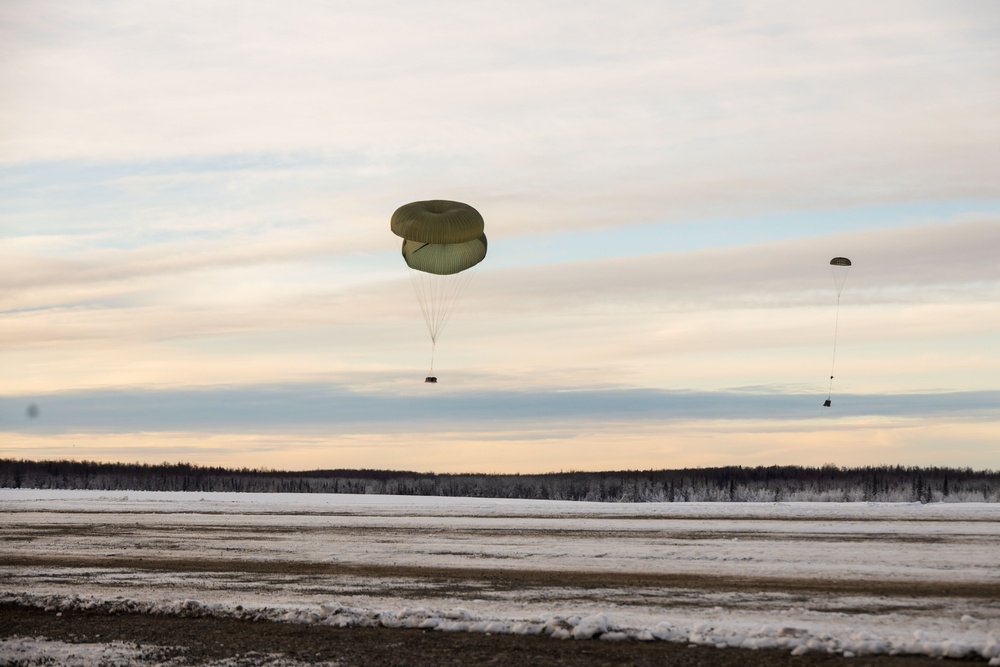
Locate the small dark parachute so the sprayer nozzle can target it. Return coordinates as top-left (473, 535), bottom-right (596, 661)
top-left (824, 257), bottom-right (852, 406)
top-left (830, 257), bottom-right (851, 296)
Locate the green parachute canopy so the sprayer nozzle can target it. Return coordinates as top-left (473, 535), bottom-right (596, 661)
top-left (401, 235), bottom-right (488, 276)
top-left (392, 200), bottom-right (488, 276)
top-left (391, 200), bottom-right (485, 245)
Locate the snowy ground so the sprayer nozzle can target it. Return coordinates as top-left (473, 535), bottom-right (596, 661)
top-left (2, 489), bottom-right (999, 664)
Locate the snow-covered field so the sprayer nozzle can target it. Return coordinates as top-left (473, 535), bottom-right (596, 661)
top-left (2, 489), bottom-right (999, 664)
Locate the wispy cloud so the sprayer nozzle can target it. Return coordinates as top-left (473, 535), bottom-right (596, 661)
top-left (3, 383), bottom-right (998, 434)
top-left (3, 1), bottom-right (999, 470)
top-left (3, 384), bottom-right (998, 472)
top-left (4, 3), bottom-right (999, 213)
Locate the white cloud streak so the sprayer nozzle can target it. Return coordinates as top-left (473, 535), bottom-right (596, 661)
top-left (3, 2), bottom-right (999, 216)
top-left (2, 0), bottom-right (999, 469)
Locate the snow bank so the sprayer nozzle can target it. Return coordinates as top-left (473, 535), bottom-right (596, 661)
top-left (4, 591), bottom-right (1000, 663)
top-left (3, 487), bottom-right (1000, 521)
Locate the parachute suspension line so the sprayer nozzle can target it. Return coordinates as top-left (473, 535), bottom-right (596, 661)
top-left (407, 266), bottom-right (479, 346)
top-left (408, 268), bottom-right (437, 342)
top-left (827, 292), bottom-right (841, 402)
top-left (429, 339), bottom-right (436, 374)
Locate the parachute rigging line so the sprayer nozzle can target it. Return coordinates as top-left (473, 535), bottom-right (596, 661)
top-left (827, 292), bottom-right (841, 403)
top-left (407, 263), bottom-right (478, 347)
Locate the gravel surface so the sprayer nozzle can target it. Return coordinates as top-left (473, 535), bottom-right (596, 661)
top-left (0, 603), bottom-right (973, 667)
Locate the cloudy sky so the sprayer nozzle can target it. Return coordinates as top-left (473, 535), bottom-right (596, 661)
top-left (2, 0), bottom-right (999, 473)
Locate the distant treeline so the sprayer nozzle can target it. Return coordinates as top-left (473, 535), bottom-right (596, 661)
top-left (2, 459), bottom-right (999, 503)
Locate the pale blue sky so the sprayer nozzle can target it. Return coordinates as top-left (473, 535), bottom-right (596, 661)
top-left (2, 0), bottom-right (998, 472)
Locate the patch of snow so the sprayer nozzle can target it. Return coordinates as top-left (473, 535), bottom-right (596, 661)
top-left (0, 636), bottom-right (169, 667)
top-left (0, 637), bottom-right (339, 666)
